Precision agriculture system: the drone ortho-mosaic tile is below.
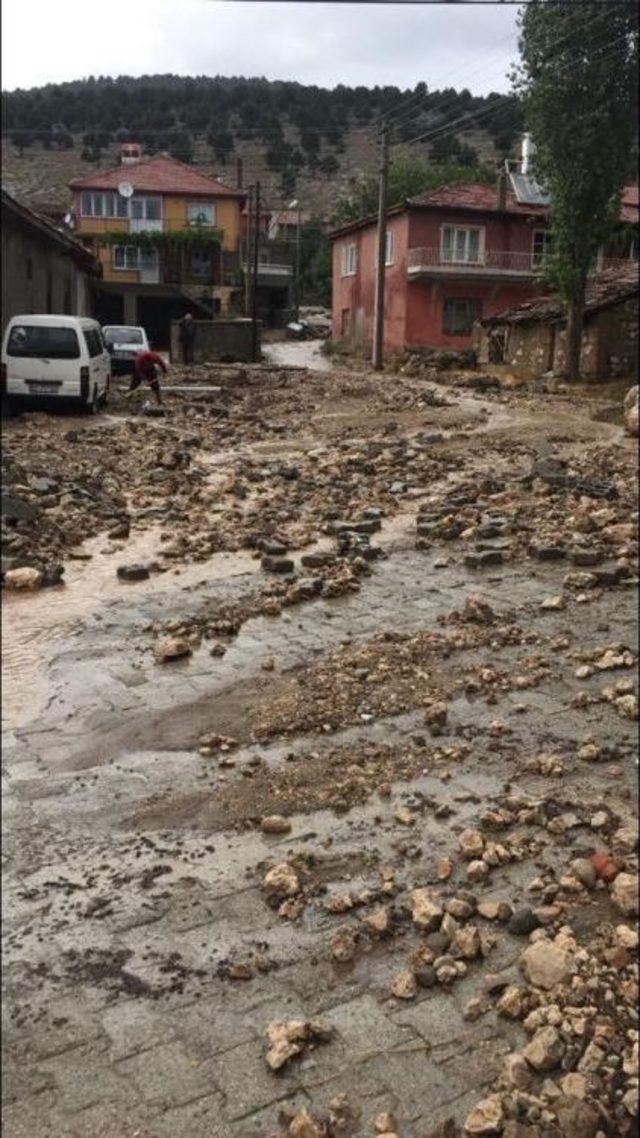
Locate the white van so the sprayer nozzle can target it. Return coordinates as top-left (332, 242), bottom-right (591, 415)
top-left (1, 315), bottom-right (111, 412)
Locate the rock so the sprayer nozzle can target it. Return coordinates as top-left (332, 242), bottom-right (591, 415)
top-left (504, 1052), bottom-right (533, 1090)
top-left (463, 996), bottom-right (490, 1022)
top-left (523, 1026), bottom-right (565, 1071)
top-left (464, 550), bottom-right (504, 569)
top-left (452, 925), bottom-right (482, 960)
top-left (477, 900), bottom-right (500, 921)
top-left (261, 815), bottom-right (292, 835)
top-left (507, 907), bottom-right (541, 936)
top-left (289, 1109), bottom-right (325, 1138)
top-left (467, 860), bottom-right (490, 883)
top-left (4, 566), bottom-right (43, 590)
top-left (570, 858), bottom-right (597, 890)
top-left (624, 385), bottom-right (638, 436)
top-left (464, 1094), bottom-right (504, 1134)
top-left (264, 1019), bottom-right (332, 1071)
top-left (1, 491), bottom-right (40, 521)
top-left (263, 863), bottom-right (301, 900)
top-left (362, 906), bottom-right (390, 937)
top-left (261, 554), bottom-right (295, 574)
top-left (615, 923), bottom-right (639, 949)
top-left (459, 829), bottom-right (485, 859)
top-left (521, 940), bottom-right (571, 989)
top-left (152, 636), bottom-right (192, 662)
top-left (374, 1113), bottom-right (396, 1134)
top-left (497, 985), bottom-right (526, 1019)
top-left (330, 927), bottom-right (358, 963)
top-left (411, 889), bottom-right (443, 930)
top-left (553, 1096), bottom-right (599, 1138)
top-left (391, 969), bottom-right (417, 999)
top-left (539, 594), bottom-right (566, 611)
top-left (611, 871), bottom-right (638, 915)
top-left (414, 965), bottom-right (437, 989)
top-left (117, 563), bottom-right (150, 581)
top-left (461, 595), bottom-right (495, 624)
top-left (425, 700), bottom-right (448, 728)
top-left (560, 1072), bottom-right (587, 1099)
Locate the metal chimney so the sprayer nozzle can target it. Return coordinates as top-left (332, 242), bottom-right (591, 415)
top-left (521, 133), bottom-right (536, 175)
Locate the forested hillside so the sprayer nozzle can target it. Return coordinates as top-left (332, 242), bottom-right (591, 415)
top-left (1, 74), bottom-right (524, 217)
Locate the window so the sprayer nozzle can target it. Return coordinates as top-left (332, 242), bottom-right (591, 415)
top-left (7, 324), bottom-right (80, 359)
top-left (191, 250), bottom-right (213, 278)
top-left (443, 298), bottom-right (482, 335)
top-left (441, 225), bottom-right (483, 264)
top-left (80, 191), bottom-right (128, 218)
top-left (103, 326), bottom-right (144, 348)
top-left (532, 230), bottom-right (553, 267)
top-left (131, 196), bottom-right (162, 221)
top-left (385, 231), bottom-right (395, 266)
top-left (83, 328), bottom-right (103, 357)
top-left (187, 201), bottom-right (215, 227)
top-left (113, 246), bottom-right (158, 271)
top-left (341, 243), bottom-right (357, 276)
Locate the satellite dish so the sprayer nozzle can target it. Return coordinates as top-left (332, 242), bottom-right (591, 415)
top-left (118, 181), bottom-right (134, 199)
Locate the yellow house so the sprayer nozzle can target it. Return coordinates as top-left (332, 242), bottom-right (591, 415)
top-left (69, 145), bottom-right (245, 344)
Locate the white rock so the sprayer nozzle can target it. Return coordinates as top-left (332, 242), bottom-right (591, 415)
top-left (411, 888), bottom-right (443, 930)
top-left (464, 1094), bottom-right (504, 1134)
top-left (523, 1026), bottom-right (565, 1071)
top-left (612, 872), bottom-right (639, 916)
top-left (521, 940), bottom-right (571, 989)
top-left (4, 566), bottom-right (42, 590)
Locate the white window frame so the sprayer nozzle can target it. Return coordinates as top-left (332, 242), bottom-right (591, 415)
top-left (187, 201), bottom-right (215, 227)
top-left (112, 245), bottom-right (159, 272)
top-left (80, 191), bottom-right (128, 219)
top-left (440, 225), bottom-right (485, 265)
top-left (532, 229), bottom-right (553, 267)
top-left (130, 196), bottom-right (162, 222)
top-left (385, 231), bottom-right (395, 266)
top-left (341, 242), bottom-right (357, 277)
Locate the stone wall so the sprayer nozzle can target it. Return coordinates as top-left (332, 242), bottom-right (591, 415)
top-left (170, 318), bottom-right (259, 364)
top-left (2, 213), bottom-right (93, 332)
top-left (477, 297), bottom-right (638, 381)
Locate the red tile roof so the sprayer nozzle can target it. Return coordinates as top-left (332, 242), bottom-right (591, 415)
top-left (70, 154), bottom-right (244, 198)
top-left (409, 182), bottom-right (548, 216)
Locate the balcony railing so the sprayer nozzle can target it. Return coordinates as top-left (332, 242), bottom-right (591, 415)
top-left (407, 248), bottom-right (539, 276)
top-left (129, 218), bottom-right (164, 234)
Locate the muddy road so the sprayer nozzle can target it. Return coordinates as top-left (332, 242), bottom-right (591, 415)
top-left (2, 354), bottom-right (638, 1138)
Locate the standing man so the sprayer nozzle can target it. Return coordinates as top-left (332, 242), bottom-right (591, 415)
top-left (128, 348), bottom-right (168, 406)
top-left (179, 312), bottom-right (196, 365)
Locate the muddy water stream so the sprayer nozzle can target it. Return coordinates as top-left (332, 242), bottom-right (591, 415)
top-left (263, 338), bottom-right (332, 372)
top-left (1, 526), bottom-right (258, 732)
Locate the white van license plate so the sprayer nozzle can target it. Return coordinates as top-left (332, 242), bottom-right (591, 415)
top-left (29, 381), bottom-right (60, 393)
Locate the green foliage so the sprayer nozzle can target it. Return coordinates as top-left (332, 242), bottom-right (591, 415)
top-left (333, 157), bottom-right (495, 224)
top-left (514, 0), bottom-right (638, 302)
top-left (96, 227), bottom-right (222, 252)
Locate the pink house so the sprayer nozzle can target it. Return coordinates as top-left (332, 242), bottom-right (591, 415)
top-left (330, 181), bottom-right (551, 354)
top-left (331, 178), bottom-right (639, 356)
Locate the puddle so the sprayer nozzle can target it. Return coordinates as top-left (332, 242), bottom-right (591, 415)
top-left (2, 525), bottom-right (258, 731)
top-left (263, 339), bottom-right (333, 373)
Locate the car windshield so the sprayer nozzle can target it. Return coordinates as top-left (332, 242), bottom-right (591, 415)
top-left (104, 327), bottom-right (144, 346)
top-left (6, 325), bottom-right (80, 359)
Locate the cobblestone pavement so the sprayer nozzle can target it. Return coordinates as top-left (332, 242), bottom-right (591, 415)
top-left (2, 379), bottom-right (638, 1137)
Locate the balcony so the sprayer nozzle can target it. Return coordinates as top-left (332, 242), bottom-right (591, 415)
top-left (407, 247), bottom-right (540, 280)
top-left (129, 218), bottom-right (164, 234)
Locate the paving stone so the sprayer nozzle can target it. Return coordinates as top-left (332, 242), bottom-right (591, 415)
top-left (322, 994), bottom-right (415, 1053)
top-left (149, 1093), bottom-right (228, 1137)
top-left (115, 1042), bottom-right (213, 1107)
top-left (43, 1046), bottom-right (137, 1114)
top-left (1, 1092), bottom-right (68, 1138)
top-left (101, 1000), bottom-right (177, 1061)
top-left (209, 1038), bottom-right (303, 1120)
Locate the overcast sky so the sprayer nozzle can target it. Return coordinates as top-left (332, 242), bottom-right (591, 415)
top-left (2, 0), bottom-right (519, 95)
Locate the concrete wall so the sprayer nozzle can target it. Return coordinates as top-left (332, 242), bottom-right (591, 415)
top-left (170, 318), bottom-right (258, 363)
top-left (2, 214), bottom-right (93, 333)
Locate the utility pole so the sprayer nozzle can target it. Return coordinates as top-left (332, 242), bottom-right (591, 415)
top-left (294, 205), bottom-right (302, 323)
top-left (251, 180), bottom-right (261, 362)
top-left (245, 184), bottom-right (253, 318)
top-left (372, 122), bottom-right (389, 371)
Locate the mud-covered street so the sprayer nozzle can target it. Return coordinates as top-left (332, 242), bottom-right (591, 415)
top-left (2, 349), bottom-right (638, 1138)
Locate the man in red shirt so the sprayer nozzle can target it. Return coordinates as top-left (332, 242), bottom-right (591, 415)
top-left (128, 349), bottom-right (168, 405)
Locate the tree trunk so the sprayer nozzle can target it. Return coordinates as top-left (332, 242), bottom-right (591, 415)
top-left (564, 283), bottom-right (586, 380)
